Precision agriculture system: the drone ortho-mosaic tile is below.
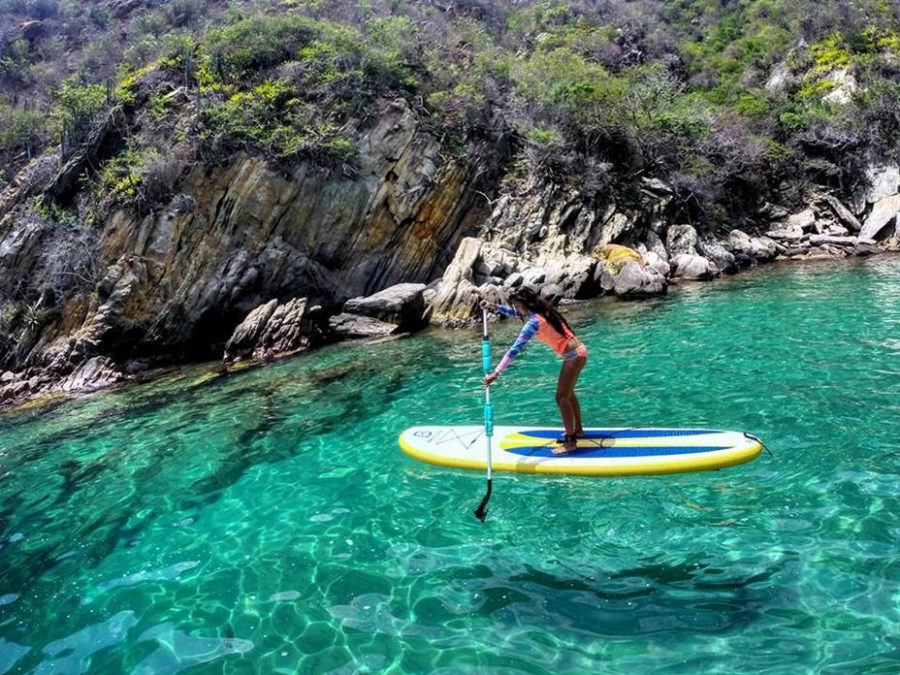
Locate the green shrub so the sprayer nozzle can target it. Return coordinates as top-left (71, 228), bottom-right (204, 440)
top-left (52, 76), bottom-right (107, 134)
top-left (203, 15), bottom-right (322, 80)
top-left (0, 104), bottom-right (47, 156)
top-left (735, 92), bottom-right (771, 119)
top-left (0, 39), bottom-right (30, 80)
top-left (200, 77), bottom-right (356, 165)
top-left (809, 32), bottom-right (851, 74)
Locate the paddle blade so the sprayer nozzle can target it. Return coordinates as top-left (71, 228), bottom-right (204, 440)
top-left (473, 479), bottom-right (492, 522)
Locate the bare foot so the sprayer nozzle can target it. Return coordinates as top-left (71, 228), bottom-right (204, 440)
top-left (552, 438), bottom-right (578, 455)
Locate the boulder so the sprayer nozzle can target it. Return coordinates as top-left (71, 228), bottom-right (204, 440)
top-left (541, 257), bottom-right (598, 299)
top-left (612, 262), bottom-right (667, 297)
top-left (749, 236), bottom-right (778, 261)
top-left (343, 283), bottom-right (427, 329)
top-left (864, 164), bottom-right (900, 205)
top-left (821, 195), bottom-right (862, 232)
top-left (786, 208), bottom-right (817, 232)
top-left (665, 224), bottom-right (699, 257)
top-left (56, 357), bottom-right (123, 393)
top-left (697, 238), bottom-right (737, 274)
top-left (765, 62), bottom-right (793, 94)
top-left (592, 244), bottom-right (645, 274)
top-left (520, 267), bottom-right (546, 286)
top-left (855, 241), bottom-right (880, 256)
top-left (671, 253), bottom-right (717, 280)
top-left (821, 68), bottom-right (857, 106)
top-left (0, 379), bottom-right (30, 403)
top-left (224, 297), bottom-right (313, 361)
top-left (643, 250), bottom-right (671, 277)
top-left (223, 300), bottom-right (278, 359)
top-left (808, 235), bottom-right (858, 247)
top-left (765, 223), bottom-right (805, 241)
top-left (824, 224), bottom-right (850, 237)
top-left (860, 194), bottom-right (900, 241)
top-left (428, 237), bottom-right (483, 324)
top-left (645, 230), bottom-right (668, 262)
top-left (328, 313), bottom-right (398, 339)
top-left (723, 230), bottom-right (755, 268)
top-left (503, 272), bottom-right (524, 288)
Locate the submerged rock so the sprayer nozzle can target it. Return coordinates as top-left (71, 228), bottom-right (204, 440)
top-left (328, 313), bottom-right (399, 339)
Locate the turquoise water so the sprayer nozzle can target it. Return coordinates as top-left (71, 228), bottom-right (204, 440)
top-left (0, 256), bottom-right (898, 674)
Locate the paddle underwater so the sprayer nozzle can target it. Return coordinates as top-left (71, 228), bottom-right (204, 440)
top-left (473, 307), bottom-right (494, 522)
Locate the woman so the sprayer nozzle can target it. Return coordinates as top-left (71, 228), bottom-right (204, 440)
top-left (481, 286), bottom-right (588, 454)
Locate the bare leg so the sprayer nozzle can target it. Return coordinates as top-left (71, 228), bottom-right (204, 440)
top-left (570, 392), bottom-right (584, 436)
top-left (553, 356), bottom-right (587, 454)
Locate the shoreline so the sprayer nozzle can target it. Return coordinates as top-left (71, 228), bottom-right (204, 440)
top-left (3, 250), bottom-right (897, 417)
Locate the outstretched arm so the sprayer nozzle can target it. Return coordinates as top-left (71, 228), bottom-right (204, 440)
top-left (494, 316), bottom-right (539, 374)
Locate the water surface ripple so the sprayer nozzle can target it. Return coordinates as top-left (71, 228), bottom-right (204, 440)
top-left (0, 257), bottom-right (898, 673)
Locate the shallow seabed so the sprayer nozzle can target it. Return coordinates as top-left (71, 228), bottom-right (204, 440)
top-left (0, 256), bottom-right (898, 674)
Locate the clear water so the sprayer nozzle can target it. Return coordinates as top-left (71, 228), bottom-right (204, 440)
top-left (0, 257), bottom-right (898, 674)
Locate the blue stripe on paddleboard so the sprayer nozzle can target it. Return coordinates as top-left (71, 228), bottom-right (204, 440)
top-left (517, 429), bottom-right (721, 440)
top-left (504, 445), bottom-right (731, 459)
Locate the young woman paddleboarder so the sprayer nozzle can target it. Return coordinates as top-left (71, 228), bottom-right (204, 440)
top-left (481, 286), bottom-right (588, 454)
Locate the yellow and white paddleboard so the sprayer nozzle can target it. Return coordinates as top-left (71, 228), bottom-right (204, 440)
top-left (399, 426), bottom-right (762, 476)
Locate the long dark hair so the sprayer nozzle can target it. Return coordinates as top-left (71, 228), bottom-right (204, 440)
top-left (508, 286), bottom-right (573, 337)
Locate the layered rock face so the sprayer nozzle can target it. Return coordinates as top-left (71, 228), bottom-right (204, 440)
top-left (426, 166), bottom-right (899, 324)
top-left (1, 94), bottom-right (898, 404)
top-left (0, 100), bottom-right (489, 401)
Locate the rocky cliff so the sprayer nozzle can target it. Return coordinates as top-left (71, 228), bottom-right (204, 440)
top-left (0, 99), bottom-right (492, 403)
top-left (1, 97), bottom-right (899, 407)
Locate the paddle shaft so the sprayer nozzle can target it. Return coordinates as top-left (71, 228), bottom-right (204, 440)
top-left (474, 308), bottom-right (493, 522)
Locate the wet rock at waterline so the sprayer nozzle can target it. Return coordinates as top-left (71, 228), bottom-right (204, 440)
top-left (343, 283), bottom-right (427, 330)
top-left (223, 298), bottom-right (317, 363)
top-left (328, 313), bottom-right (400, 339)
top-left (55, 357), bottom-right (124, 393)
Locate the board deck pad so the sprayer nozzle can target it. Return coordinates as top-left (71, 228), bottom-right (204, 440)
top-left (399, 426), bottom-right (762, 476)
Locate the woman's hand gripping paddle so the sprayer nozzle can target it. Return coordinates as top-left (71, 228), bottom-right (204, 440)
top-left (474, 308), bottom-right (494, 522)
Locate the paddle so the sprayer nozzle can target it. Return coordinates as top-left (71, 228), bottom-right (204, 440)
top-left (474, 307), bottom-right (494, 522)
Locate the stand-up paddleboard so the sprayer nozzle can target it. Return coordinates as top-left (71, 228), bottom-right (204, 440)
top-left (399, 426), bottom-right (762, 476)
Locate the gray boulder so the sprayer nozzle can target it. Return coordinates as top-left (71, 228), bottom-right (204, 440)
top-left (428, 237), bottom-right (483, 324)
top-left (860, 194), bottom-right (900, 241)
top-left (671, 253), bottom-right (717, 280)
top-left (666, 224), bottom-right (700, 257)
top-left (328, 313), bottom-right (398, 339)
top-left (613, 262), bottom-right (667, 297)
top-left (343, 283), bottom-right (426, 329)
top-left (643, 250), bottom-right (671, 277)
top-left (808, 235), bottom-right (858, 247)
top-left (864, 164), bottom-right (900, 205)
top-left (821, 195), bottom-right (862, 232)
top-left (765, 223), bottom-right (805, 241)
top-left (786, 208), bottom-right (817, 232)
top-left (224, 297), bottom-right (312, 361)
top-left (697, 238), bottom-right (737, 274)
top-left (750, 235), bottom-right (778, 261)
top-left (56, 357), bottom-right (123, 393)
